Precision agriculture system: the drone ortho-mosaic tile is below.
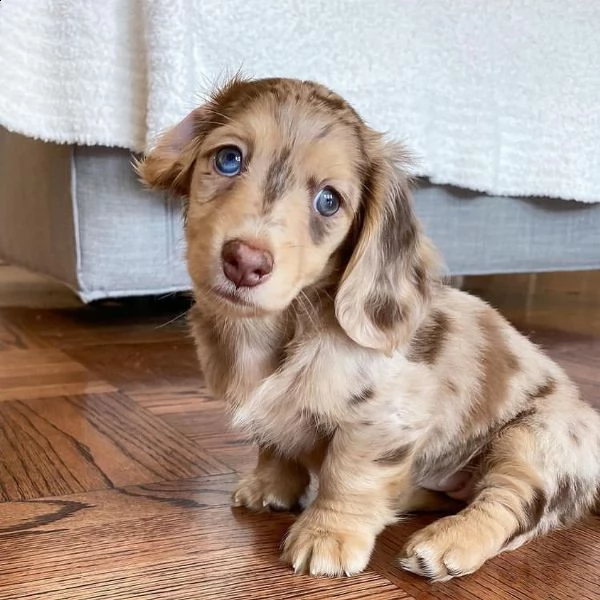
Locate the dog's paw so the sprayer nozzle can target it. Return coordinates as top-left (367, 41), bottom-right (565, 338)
top-left (232, 472), bottom-right (305, 512)
top-left (281, 512), bottom-right (375, 577)
top-left (399, 515), bottom-right (495, 582)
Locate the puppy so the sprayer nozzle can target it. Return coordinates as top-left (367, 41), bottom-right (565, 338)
top-left (137, 76), bottom-right (600, 581)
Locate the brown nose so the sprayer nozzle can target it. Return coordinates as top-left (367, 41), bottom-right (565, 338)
top-left (221, 239), bottom-right (274, 288)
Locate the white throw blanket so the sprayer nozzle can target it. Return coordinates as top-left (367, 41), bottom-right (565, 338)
top-left (1, 0), bottom-right (598, 203)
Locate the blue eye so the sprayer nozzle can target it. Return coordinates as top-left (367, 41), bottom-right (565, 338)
top-left (313, 187), bottom-right (341, 217)
top-left (214, 146), bottom-right (243, 176)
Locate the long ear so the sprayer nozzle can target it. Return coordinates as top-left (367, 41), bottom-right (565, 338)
top-left (134, 108), bottom-right (208, 197)
top-left (135, 74), bottom-right (254, 196)
top-left (335, 140), bottom-right (440, 355)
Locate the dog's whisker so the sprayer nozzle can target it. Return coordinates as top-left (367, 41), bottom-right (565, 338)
top-left (154, 310), bottom-right (189, 330)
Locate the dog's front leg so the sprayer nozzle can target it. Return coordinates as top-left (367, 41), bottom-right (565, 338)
top-left (232, 445), bottom-right (310, 512)
top-left (282, 430), bottom-right (412, 577)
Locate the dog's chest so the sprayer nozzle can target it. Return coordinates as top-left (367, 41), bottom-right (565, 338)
top-left (229, 336), bottom-right (369, 456)
top-left (192, 310), bottom-right (380, 456)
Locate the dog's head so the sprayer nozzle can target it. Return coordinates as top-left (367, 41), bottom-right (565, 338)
top-left (137, 76), bottom-right (439, 353)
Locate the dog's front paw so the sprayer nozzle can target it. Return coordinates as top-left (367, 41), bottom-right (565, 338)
top-left (232, 471), bottom-right (307, 512)
top-left (281, 509), bottom-right (375, 577)
top-left (399, 515), bottom-right (497, 582)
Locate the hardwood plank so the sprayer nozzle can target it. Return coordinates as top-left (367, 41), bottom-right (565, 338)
top-left (0, 498), bottom-right (408, 600)
top-left (66, 340), bottom-right (202, 392)
top-left (0, 392), bottom-right (230, 501)
top-left (202, 441), bottom-right (258, 474)
top-left (0, 266), bottom-right (597, 599)
top-left (372, 513), bottom-right (600, 600)
top-left (131, 389), bottom-right (256, 473)
top-left (0, 317), bottom-right (47, 352)
top-left (0, 474), bottom-right (238, 536)
top-left (131, 389), bottom-right (243, 444)
top-left (0, 349), bottom-right (115, 401)
top-left (1, 296), bottom-right (192, 349)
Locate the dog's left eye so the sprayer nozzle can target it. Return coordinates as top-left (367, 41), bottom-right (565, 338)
top-left (214, 146), bottom-right (243, 176)
top-left (313, 187), bottom-right (341, 217)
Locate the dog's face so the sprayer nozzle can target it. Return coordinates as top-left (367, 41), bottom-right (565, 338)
top-left (138, 77), bottom-right (438, 353)
top-left (184, 81), bottom-right (366, 315)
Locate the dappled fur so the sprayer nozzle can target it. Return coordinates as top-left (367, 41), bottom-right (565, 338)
top-left (137, 76), bottom-right (600, 582)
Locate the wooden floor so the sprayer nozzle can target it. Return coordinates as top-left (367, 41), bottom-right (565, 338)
top-left (0, 266), bottom-right (598, 600)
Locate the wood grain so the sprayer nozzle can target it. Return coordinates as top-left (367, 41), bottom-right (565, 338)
top-left (0, 349), bottom-right (115, 401)
top-left (67, 341), bottom-right (202, 392)
top-left (0, 392), bottom-right (229, 501)
top-left (1, 297), bottom-right (191, 349)
top-left (0, 484), bottom-right (407, 600)
top-left (131, 389), bottom-right (257, 473)
top-left (0, 266), bottom-right (597, 599)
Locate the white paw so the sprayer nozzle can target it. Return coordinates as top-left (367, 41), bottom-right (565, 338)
top-left (399, 516), bottom-right (495, 581)
top-left (282, 512), bottom-right (375, 577)
top-left (232, 474), bottom-right (301, 512)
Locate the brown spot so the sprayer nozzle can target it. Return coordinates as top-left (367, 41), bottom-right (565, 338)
top-left (498, 407), bottom-right (537, 433)
top-left (412, 431), bottom-right (489, 484)
top-left (353, 157), bottom-right (432, 341)
top-left (407, 310), bottom-right (450, 364)
top-left (263, 147), bottom-right (293, 209)
top-left (307, 88), bottom-right (348, 113)
top-left (547, 475), bottom-right (585, 516)
top-left (526, 377), bottom-right (557, 401)
top-left (506, 353), bottom-right (520, 371)
top-left (446, 566), bottom-right (466, 578)
top-left (469, 310), bottom-right (520, 427)
top-left (414, 264), bottom-right (428, 300)
top-left (359, 160), bottom-right (418, 269)
top-left (306, 176), bottom-right (319, 195)
top-left (375, 444), bottom-right (413, 465)
top-left (365, 294), bottom-right (403, 330)
top-left (507, 487), bottom-right (547, 542)
top-left (569, 428), bottom-right (581, 445)
top-left (415, 555), bottom-right (438, 579)
top-left (315, 123), bottom-right (334, 140)
top-left (445, 380), bottom-right (458, 394)
top-left (380, 191), bottom-right (418, 266)
top-left (415, 405), bottom-right (538, 486)
top-left (274, 345), bottom-right (289, 372)
top-left (349, 387), bottom-right (375, 405)
top-left (303, 411), bottom-right (336, 439)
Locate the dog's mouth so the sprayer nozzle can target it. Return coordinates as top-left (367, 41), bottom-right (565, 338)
top-left (210, 285), bottom-right (255, 308)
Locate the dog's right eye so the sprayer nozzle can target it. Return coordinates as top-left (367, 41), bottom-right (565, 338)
top-left (313, 187), bottom-right (341, 217)
top-left (214, 146), bottom-right (243, 177)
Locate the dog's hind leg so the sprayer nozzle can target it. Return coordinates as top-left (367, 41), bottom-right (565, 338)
top-left (399, 415), bottom-right (599, 581)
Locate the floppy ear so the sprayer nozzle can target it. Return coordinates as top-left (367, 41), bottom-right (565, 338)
top-left (134, 108), bottom-right (208, 197)
top-left (335, 140), bottom-right (440, 355)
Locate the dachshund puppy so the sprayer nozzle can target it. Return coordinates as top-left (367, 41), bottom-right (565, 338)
top-left (136, 76), bottom-right (600, 581)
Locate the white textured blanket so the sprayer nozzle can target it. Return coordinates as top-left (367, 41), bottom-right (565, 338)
top-left (1, 0), bottom-right (598, 203)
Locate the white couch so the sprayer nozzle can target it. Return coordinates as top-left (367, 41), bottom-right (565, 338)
top-left (1, 1), bottom-right (598, 301)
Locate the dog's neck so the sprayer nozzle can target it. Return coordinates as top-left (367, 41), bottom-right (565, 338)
top-left (189, 283), bottom-right (336, 404)
top-left (193, 285), bottom-right (337, 396)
